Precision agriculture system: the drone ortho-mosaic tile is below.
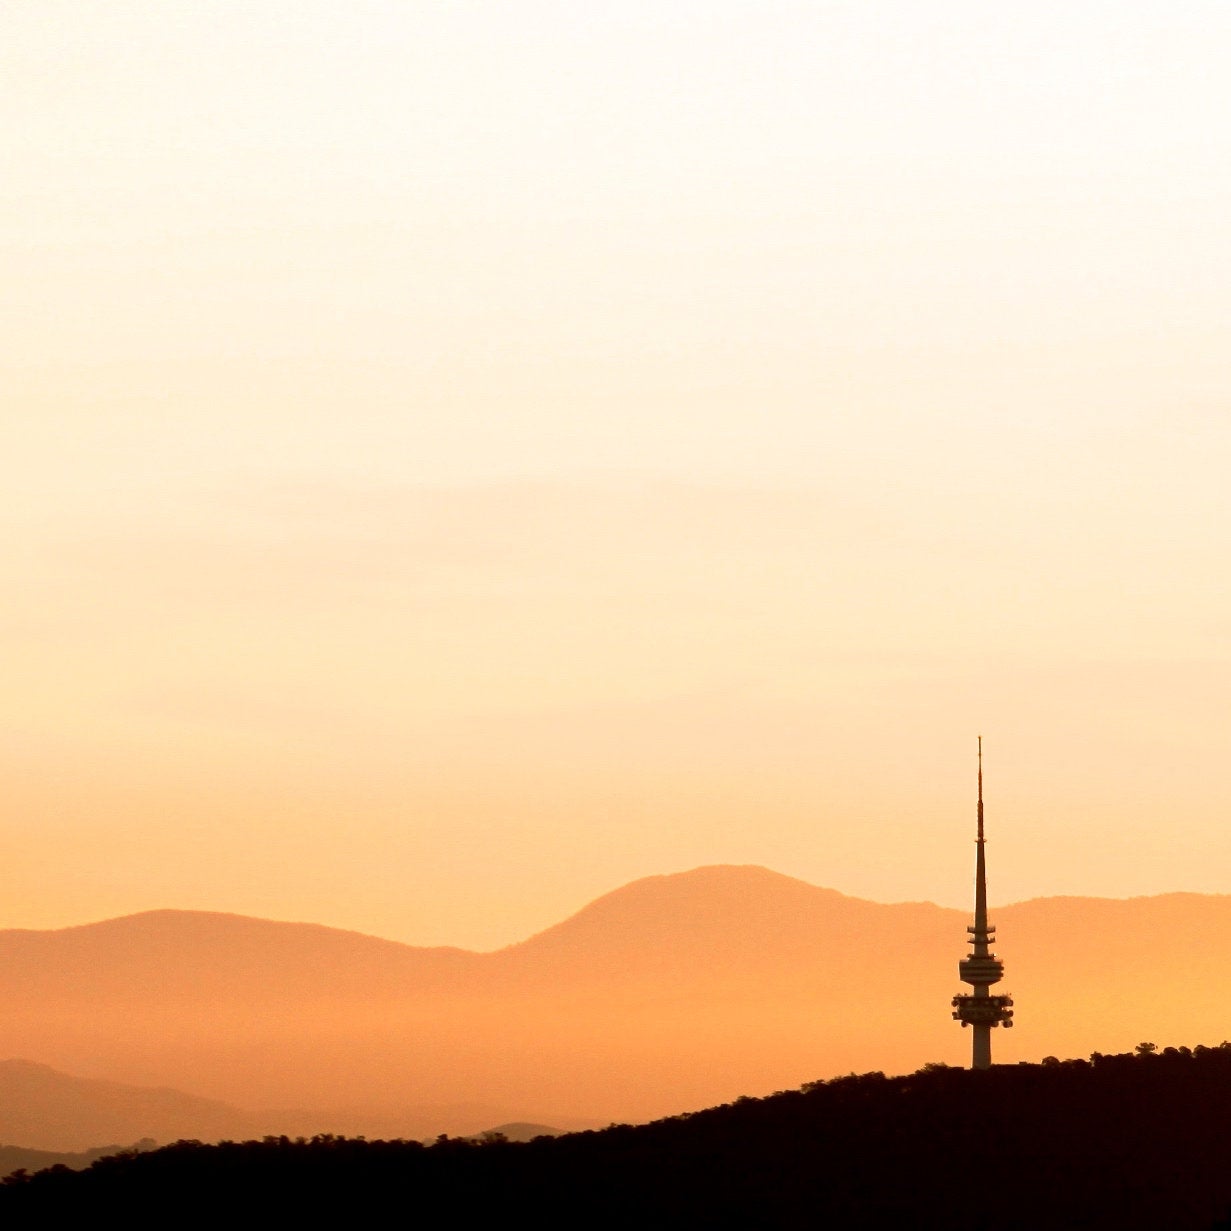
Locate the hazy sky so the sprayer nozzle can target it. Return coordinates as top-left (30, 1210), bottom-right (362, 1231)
top-left (4, 2), bottom-right (1230, 948)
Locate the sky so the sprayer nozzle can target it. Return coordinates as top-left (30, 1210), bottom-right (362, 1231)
top-left (3, 1), bottom-right (1230, 950)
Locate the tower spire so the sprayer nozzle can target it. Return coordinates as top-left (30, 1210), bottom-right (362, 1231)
top-left (977, 734), bottom-right (983, 841)
top-left (973, 735), bottom-right (987, 954)
top-left (951, 737), bottom-right (1013, 1067)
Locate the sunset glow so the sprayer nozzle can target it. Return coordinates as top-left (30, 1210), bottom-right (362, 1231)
top-left (5, 2), bottom-right (1230, 953)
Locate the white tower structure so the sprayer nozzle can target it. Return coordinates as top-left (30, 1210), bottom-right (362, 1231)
top-left (951, 737), bottom-right (1014, 1068)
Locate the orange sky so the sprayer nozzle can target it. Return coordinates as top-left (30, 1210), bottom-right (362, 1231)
top-left (4, 3), bottom-right (1230, 949)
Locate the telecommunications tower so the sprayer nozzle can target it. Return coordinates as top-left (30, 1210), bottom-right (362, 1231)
top-left (950, 737), bottom-right (1014, 1068)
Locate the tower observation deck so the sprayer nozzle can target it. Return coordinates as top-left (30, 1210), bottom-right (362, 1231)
top-left (950, 737), bottom-right (1014, 1068)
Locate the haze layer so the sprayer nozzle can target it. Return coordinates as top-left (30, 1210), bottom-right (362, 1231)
top-left (5, 866), bottom-right (1231, 1146)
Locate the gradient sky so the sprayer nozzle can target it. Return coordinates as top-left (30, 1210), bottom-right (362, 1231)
top-left (4, 2), bottom-right (1230, 949)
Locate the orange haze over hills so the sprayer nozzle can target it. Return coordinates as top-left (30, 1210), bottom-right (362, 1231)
top-left (4, 865), bottom-right (1231, 1144)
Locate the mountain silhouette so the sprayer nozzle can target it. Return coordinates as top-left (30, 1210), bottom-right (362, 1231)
top-left (10, 1048), bottom-right (1231, 1229)
top-left (3, 866), bottom-right (1231, 1141)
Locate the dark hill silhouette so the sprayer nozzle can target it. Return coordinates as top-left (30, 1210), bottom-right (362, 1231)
top-left (5, 866), bottom-right (1231, 1138)
top-left (8, 1047), bottom-right (1231, 1229)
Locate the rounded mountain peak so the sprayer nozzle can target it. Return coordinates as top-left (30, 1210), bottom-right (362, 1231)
top-left (507, 865), bottom-right (860, 962)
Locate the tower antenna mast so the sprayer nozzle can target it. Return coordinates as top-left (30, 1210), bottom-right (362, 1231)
top-left (951, 737), bottom-right (1014, 1067)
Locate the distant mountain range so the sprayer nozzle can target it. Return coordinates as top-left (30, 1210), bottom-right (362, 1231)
top-left (0, 1138), bottom-right (150, 1180)
top-left (4, 865), bottom-right (1230, 1148)
top-left (0, 1059), bottom-right (574, 1155)
top-left (0, 1060), bottom-right (254, 1154)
